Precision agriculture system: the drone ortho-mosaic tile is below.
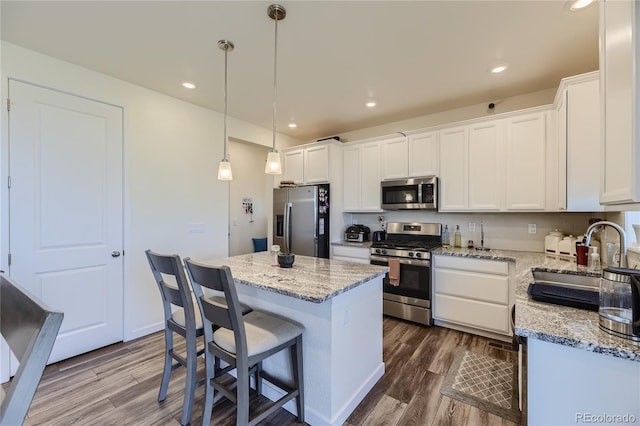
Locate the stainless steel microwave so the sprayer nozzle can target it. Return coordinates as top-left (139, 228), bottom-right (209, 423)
top-left (381, 177), bottom-right (438, 210)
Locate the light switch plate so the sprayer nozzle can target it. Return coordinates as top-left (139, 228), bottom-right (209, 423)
top-left (469, 223), bottom-right (476, 232)
top-left (528, 224), bottom-right (537, 234)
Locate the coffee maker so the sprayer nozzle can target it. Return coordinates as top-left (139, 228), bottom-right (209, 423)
top-left (599, 267), bottom-right (640, 342)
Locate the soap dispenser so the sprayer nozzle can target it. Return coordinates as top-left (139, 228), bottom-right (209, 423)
top-left (589, 246), bottom-right (601, 272)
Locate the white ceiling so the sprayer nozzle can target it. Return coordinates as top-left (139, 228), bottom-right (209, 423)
top-left (1, 1), bottom-right (599, 142)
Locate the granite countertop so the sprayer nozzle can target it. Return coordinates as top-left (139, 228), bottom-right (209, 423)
top-left (331, 240), bottom-right (373, 248)
top-left (433, 248), bottom-right (640, 362)
top-left (197, 252), bottom-right (387, 304)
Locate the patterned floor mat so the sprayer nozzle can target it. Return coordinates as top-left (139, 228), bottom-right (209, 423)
top-left (440, 350), bottom-right (521, 424)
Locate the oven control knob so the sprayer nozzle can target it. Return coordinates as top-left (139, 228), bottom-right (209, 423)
top-left (375, 249), bottom-right (381, 254)
top-left (381, 249), bottom-right (387, 255)
top-left (408, 252), bottom-right (414, 257)
top-left (415, 252), bottom-right (423, 258)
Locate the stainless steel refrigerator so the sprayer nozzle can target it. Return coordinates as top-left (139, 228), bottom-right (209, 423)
top-left (273, 184), bottom-right (330, 258)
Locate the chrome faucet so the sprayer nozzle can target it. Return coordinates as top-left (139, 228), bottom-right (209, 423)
top-left (584, 221), bottom-right (627, 268)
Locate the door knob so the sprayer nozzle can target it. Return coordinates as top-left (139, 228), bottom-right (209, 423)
top-left (111, 251), bottom-right (121, 258)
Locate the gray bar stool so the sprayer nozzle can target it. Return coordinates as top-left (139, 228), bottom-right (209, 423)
top-left (145, 250), bottom-right (205, 426)
top-left (184, 258), bottom-right (305, 426)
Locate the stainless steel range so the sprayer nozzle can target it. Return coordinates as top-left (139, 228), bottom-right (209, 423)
top-left (369, 222), bottom-right (442, 325)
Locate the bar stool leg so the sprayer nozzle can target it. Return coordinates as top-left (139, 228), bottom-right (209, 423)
top-left (158, 330), bottom-right (173, 402)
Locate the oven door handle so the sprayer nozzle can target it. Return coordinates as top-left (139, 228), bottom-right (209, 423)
top-left (369, 255), bottom-right (430, 267)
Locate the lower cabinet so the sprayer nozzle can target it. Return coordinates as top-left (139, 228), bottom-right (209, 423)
top-left (331, 244), bottom-right (370, 264)
top-left (432, 255), bottom-right (514, 340)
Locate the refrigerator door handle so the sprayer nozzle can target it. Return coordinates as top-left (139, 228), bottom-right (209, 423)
top-left (283, 202), bottom-right (292, 254)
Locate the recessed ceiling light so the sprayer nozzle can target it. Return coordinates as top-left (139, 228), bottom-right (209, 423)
top-left (490, 65), bottom-right (508, 74)
top-left (569, 0), bottom-right (594, 11)
top-left (288, 123), bottom-right (297, 128)
top-left (182, 82), bottom-right (196, 89)
top-left (366, 101), bottom-right (377, 108)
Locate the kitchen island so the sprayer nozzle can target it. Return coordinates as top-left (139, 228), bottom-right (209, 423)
top-left (435, 248), bottom-right (640, 425)
top-left (196, 252), bottom-right (388, 426)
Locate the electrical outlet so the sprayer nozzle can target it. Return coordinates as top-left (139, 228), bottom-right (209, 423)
top-left (378, 215), bottom-right (385, 222)
top-left (528, 224), bottom-right (537, 234)
top-left (469, 223), bottom-right (476, 232)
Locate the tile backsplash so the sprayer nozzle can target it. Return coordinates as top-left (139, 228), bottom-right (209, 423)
top-left (346, 211), bottom-right (602, 252)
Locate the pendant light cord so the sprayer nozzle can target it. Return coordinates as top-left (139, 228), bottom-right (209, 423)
top-left (272, 9), bottom-right (279, 153)
top-left (223, 44), bottom-right (229, 161)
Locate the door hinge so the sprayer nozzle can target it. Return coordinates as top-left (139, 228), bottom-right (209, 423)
top-left (7, 176), bottom-right (11, 189)
top-left (7, 253), bottom-right (11, 267)
top-left (6, 98), bottom-right (10, 111)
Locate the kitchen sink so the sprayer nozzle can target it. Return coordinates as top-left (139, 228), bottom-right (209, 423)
top-left (529, 269), bottom-right (600, 311)
top-left (531, 270), bottom-right (600, 291)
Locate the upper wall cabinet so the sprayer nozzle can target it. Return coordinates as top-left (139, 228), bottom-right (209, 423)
top-left (439, 122), bottom-right (502, 211)
top-left (283, 142), bottom-right (334, 185)
top-left (408, 131), bottom-right (439, 177)
top-left (439, 126), bottom-right (468, 210)
top-left (380, 135), bottom-right (408, 180)
top-left (343, 141), bottom-right (382, 212)
top-left (439, 109), bottom-right (549, 212)
top-left (505, 112), bottom-right (547, 210)
top-left (555, 72), bottom-right (603, 212)
top-left (600, 0), bottom-right (640, 205)
top-left (283, 149), bottom-right (304, 184)
top-left (379, 132), bottom-right (439, 180)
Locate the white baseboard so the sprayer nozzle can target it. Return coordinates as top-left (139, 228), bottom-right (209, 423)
top-left (125, 321), bottom-right (163, 342)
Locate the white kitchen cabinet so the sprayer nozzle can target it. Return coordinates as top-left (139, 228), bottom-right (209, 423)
top-left (282, 142), bottom-right (332, 185)
top-left (380, 132), bottom-right (439, 179)
top-left (468, 121), bottom-right (502, 210)
top-left (283, 149), bottom-right (304, 184)
top-left (439, 121), bottom-right (502, 211)
top-left (599, 0), bottom-right (640, 205)
top-left (331, 244), bottom-right (370, 264)
top-left (304, 144), bottom-right (330, 183)
top-left (505, 112), bottom-right (547, 210)
top-left (527, 339), bottom-right (640, 425)
top-left (555, 72), bottom-right (603, 212)
top-left (408, 131), bottom-right (438, 177)
top-left (380, 136), bottom-right (408, 180)
top-left (343, 140), bottom-right (382, 212)
top-left (439, 126), bottom-right (468, 210)
top-left (342, 146), bottom-right (361, 211)
top-left (432, 254), bottom-right (514, 340)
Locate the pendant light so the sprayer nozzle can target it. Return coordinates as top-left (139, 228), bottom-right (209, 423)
top-left (265, 4), bottom-right (286, 175)
top-left (217, 40), bottom-right (234, 180)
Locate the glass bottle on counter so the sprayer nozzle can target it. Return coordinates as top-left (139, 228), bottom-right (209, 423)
top-left (454, 225), bottom-right (462, 248)
top-left (442, 225), bottom-right (450, 248)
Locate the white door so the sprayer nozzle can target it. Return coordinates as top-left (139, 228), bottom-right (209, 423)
top-left (8, 80), bottom-right (124, 363)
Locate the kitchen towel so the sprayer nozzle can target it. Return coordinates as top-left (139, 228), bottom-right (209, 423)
top-left (388, 258), bottom-right (400, 286)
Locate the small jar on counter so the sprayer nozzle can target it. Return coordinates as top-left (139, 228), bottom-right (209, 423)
top-left (271, 245), bottom-right (280, 266)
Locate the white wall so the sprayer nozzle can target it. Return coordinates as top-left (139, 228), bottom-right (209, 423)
top-left (228, 139), bottom-right (271, 256)
top-left (0, 42), bottom-right (303, 342)
top-left (323, 87), bottom-right (558, 143)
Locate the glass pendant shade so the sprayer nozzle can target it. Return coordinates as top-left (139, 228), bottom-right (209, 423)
top-left (217, 159), bottom-right (233, 180)
top-left (265, 151), bottom-right (282, 174)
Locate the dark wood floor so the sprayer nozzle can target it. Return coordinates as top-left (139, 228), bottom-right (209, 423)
top-left (20, 317), bottom-right (519, 426)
